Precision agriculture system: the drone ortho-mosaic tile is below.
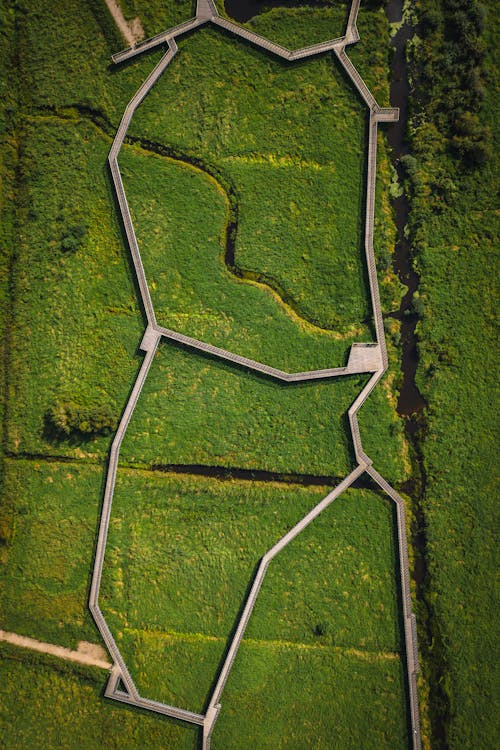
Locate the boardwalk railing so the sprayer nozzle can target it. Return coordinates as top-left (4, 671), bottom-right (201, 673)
top-left (91, 2), bottom-right (422, 748)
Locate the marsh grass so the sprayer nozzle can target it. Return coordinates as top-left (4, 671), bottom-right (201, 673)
top-left (0, 1), bottom-right (411, 747)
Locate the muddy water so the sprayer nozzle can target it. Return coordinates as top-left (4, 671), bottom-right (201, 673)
top-left (386, 0), bottom-right (426, 423)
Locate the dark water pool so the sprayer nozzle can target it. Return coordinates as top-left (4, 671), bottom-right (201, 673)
top-left (224, 0), bottom-right (263, 22)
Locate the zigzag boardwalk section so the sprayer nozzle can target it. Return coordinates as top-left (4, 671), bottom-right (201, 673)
top-left (367, 467), bottom-right (422, 747)
top-left (91, 1), bottom-right (422, 748)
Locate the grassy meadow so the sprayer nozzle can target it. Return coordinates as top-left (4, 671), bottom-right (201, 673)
top-left (127, 24), bottom-right (371, 342)
top-left (118, 341), bottom-right (365, 476)
top-left (120, 146), bottom-right (365, 372)
top-left (6, 119), bottom-right (144, 459)
top-left (101, 471), bottom-right (403, 712)
top-left (219, 2), bottom-right (351, 49)
top-left (0, 0), bottom-right (412, 748)
top-left (0, 460), bottom-right (103, 648)
top-left (5, 0), bottom-right (406, 478)
top-left (0, 636), bottom-right (407, 750)
top-left (0, 642), bottom-right (199, 750)
top-left (213, 639), bottom-right (408, 750)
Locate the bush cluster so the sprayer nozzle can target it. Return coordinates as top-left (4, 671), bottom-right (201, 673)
top-left (415, 0), bottom-right (491, 168)
top-left (61, 223), bottom-right (86, 252)
top-left (46, 400), bottom-right (116, 439)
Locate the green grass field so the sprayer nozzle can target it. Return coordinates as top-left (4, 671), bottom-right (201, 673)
top-left (0, 459), bottom-right (410, 748)
top-left (100, 469), bottom-right (403, 711)
top-left (121, 146), bottom-right (366, 371)
top-left (0, 643), bottom-right (199, 750)
top-left (0, 637), bottom-right (407, 750)
top-left (118, 341), bottom-right (365, 475)
top-left (127, 24), bottom-right (371, 342)
top-left (6, 119), bottom-right (143, 460)
top-left (6, 4), bottom-right (405, 481)
top-left (0, 0), bottom-right (413, 747)
top-left (219, 2), bottom-right (350, 50)
top-left (213, 638), bottom-right (408, 750)
top-left (0, 460), bottom-right (103, 648)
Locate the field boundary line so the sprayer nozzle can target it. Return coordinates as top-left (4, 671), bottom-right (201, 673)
top-left (121, 626), bottom-right (400, 660)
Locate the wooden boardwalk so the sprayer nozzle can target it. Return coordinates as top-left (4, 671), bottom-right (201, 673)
top-left (90, 1), bottom-right (421, 748)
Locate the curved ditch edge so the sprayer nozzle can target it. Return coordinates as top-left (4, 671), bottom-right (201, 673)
top-left (32, 103), bottom-right (362, 339)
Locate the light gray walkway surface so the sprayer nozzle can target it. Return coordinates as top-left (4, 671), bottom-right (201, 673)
top-left (91, 1), bottom-right (421, 748)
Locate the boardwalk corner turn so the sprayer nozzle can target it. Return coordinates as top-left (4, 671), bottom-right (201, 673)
top-left (90, 2), bottom-right (422, 748)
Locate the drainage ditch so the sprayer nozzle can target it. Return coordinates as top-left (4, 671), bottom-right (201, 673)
top-left (386, 1), bottom-right (449, 746)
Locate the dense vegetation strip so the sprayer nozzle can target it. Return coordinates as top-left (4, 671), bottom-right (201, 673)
top-left (404, 0), bottom-right (499, 746)
top-left (0, 5), bottom-right (17, 478)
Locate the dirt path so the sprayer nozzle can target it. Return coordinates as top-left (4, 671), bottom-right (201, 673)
top-left (0, 629), bottom-right (111, 670)
top-left (104, 0), bottom-right (144, 47)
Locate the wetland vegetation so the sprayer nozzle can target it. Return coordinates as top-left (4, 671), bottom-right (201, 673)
top-left (0, 0), bottom-right (496, 748)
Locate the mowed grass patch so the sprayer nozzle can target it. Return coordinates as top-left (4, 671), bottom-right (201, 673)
top-left (0, 643), bottom-right (199, 750)
top-left (128, 25), bottom-right (370, 339)
top-left (0, 459), bottom-right (103, 648)
top-left (100, 474), bottom-right (403, 714)
top-left (118, 342), bottom-right (364, 475)
top-left (7, 119), bottom-right (144, 459)
top-left (121, 146), bottom-right (366, 371)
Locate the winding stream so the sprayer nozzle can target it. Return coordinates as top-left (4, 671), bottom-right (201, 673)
top-left (386, 0), bottom-right (426, 424)
top-left (386, 1), bottom-right (450, 747)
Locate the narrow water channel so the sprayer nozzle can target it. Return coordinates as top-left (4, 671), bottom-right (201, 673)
top-left (385, 0), bottom-right (426, 424)
top-left (385, 0), bottom-right (429, 580)
top-left (224, 0), bottom-right (264, 22)
top-left (386, 2), bottom-right (449, 748)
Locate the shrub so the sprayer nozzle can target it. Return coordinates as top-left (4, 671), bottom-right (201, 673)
top-left (46, 400), bottom-right (116, 438)
top-left (61, 223), bottom-right (86, 252)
